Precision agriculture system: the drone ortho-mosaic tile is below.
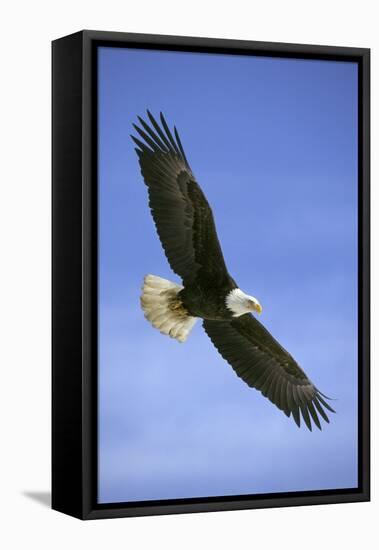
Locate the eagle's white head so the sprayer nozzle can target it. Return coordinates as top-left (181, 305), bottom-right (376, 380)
top-left (225, 288), bottom-right (263, 317)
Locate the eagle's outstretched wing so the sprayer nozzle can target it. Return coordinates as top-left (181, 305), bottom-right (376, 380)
top-left (132, 111), bottom-right (229, 286)
top-left (203, 315), bottom-right (335, 430)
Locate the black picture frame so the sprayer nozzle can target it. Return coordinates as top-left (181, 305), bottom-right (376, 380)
top-left (52, 30), bottom-right (370, 520)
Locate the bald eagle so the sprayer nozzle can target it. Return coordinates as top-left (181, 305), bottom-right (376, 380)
top-left (131, 111), bottom-right (334, 431)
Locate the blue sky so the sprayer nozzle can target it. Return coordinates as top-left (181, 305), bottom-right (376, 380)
top-left (98, 46), bottom-right (358, 503)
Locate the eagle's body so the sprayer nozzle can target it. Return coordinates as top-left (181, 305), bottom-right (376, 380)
top-left (180, 276), bottom-right (237, 320)
top-left (132, 111), bottom-right (335, 431)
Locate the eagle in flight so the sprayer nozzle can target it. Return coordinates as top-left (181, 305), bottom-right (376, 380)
top-left (131, 111), bottom-right (334, 431)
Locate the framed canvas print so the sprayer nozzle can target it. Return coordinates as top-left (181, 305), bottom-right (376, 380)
top-left (52, 30), bottom-right (370, 520)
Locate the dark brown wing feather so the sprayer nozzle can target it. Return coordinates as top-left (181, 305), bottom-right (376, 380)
top-left (203, 314), bottom-right (335, 430)
top-left (132, 111), bottom-right (229, 286)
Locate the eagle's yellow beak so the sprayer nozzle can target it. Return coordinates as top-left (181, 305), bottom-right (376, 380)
top-left (255, 303), bottom-right (263, 314)
top-left (252, 302), bottom-right (262, 314)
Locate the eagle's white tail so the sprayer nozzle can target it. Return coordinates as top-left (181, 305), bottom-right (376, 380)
top-left (140, 275), bottom-right (197, 343)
